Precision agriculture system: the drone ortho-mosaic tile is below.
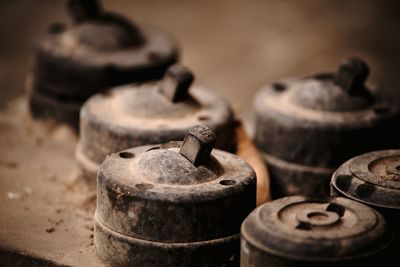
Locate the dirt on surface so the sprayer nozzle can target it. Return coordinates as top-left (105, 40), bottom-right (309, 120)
top-left (0, 98), bottom-right (103, 266)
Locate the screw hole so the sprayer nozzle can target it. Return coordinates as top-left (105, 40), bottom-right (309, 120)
top-left (272, 82), bottom-right (286, 92)
top-left (119, 151), bottom-right (135, 159)
top-left (146, 146), bottom-right (160, 152)
top-left (135, 183), bottom-right (154, 191)
top-left (374, 106), bottom-right (390, 115)
top-left (397, 165), bottom-right (400, 171)
top-left (198, 115), bottom-right (210, 121)
top-left (219, 179), bottom-right (236, 186)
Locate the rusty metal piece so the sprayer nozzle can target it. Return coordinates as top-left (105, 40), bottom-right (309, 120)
top-left (77, 65), bottom-right (236, 186)
top-left (179, 125), bottom-right (216, 166)
top-left (28, 0), bottom-right (179, 130)
top-left (94, 126), bottom-right (256, 266)
top-left (161, 64), bottom-right (194, 102)
top-left (331, 149), bottom-right (400, 257)
top-left (334, 56), bottom-right (370, 96)
top-left (252, 56), bottom-right (400, 199)
top-left (241, 196), bottom-right (392, 267)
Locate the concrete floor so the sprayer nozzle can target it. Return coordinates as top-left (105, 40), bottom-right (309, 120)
top-left (0, 0), bottom-right (399, 117)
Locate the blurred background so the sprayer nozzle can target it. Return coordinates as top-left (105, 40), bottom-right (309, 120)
top-left (0, 0), bottom-right (399, 119)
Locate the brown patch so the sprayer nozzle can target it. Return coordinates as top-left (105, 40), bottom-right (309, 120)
top-left (0, 160), bottom-right (18, 169)
top-left (45, 228), bottom-right (55, 233)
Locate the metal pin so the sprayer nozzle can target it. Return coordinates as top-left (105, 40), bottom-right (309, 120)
top-left (161, 64), bottom-right (194, 103)
top-left (179, 125), bottom-right (216, 167)
top-left (334, 57), bottom-right (370, 96)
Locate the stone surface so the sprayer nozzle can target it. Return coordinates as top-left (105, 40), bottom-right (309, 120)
top-left (0, 99), bottom-right (102, 266)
